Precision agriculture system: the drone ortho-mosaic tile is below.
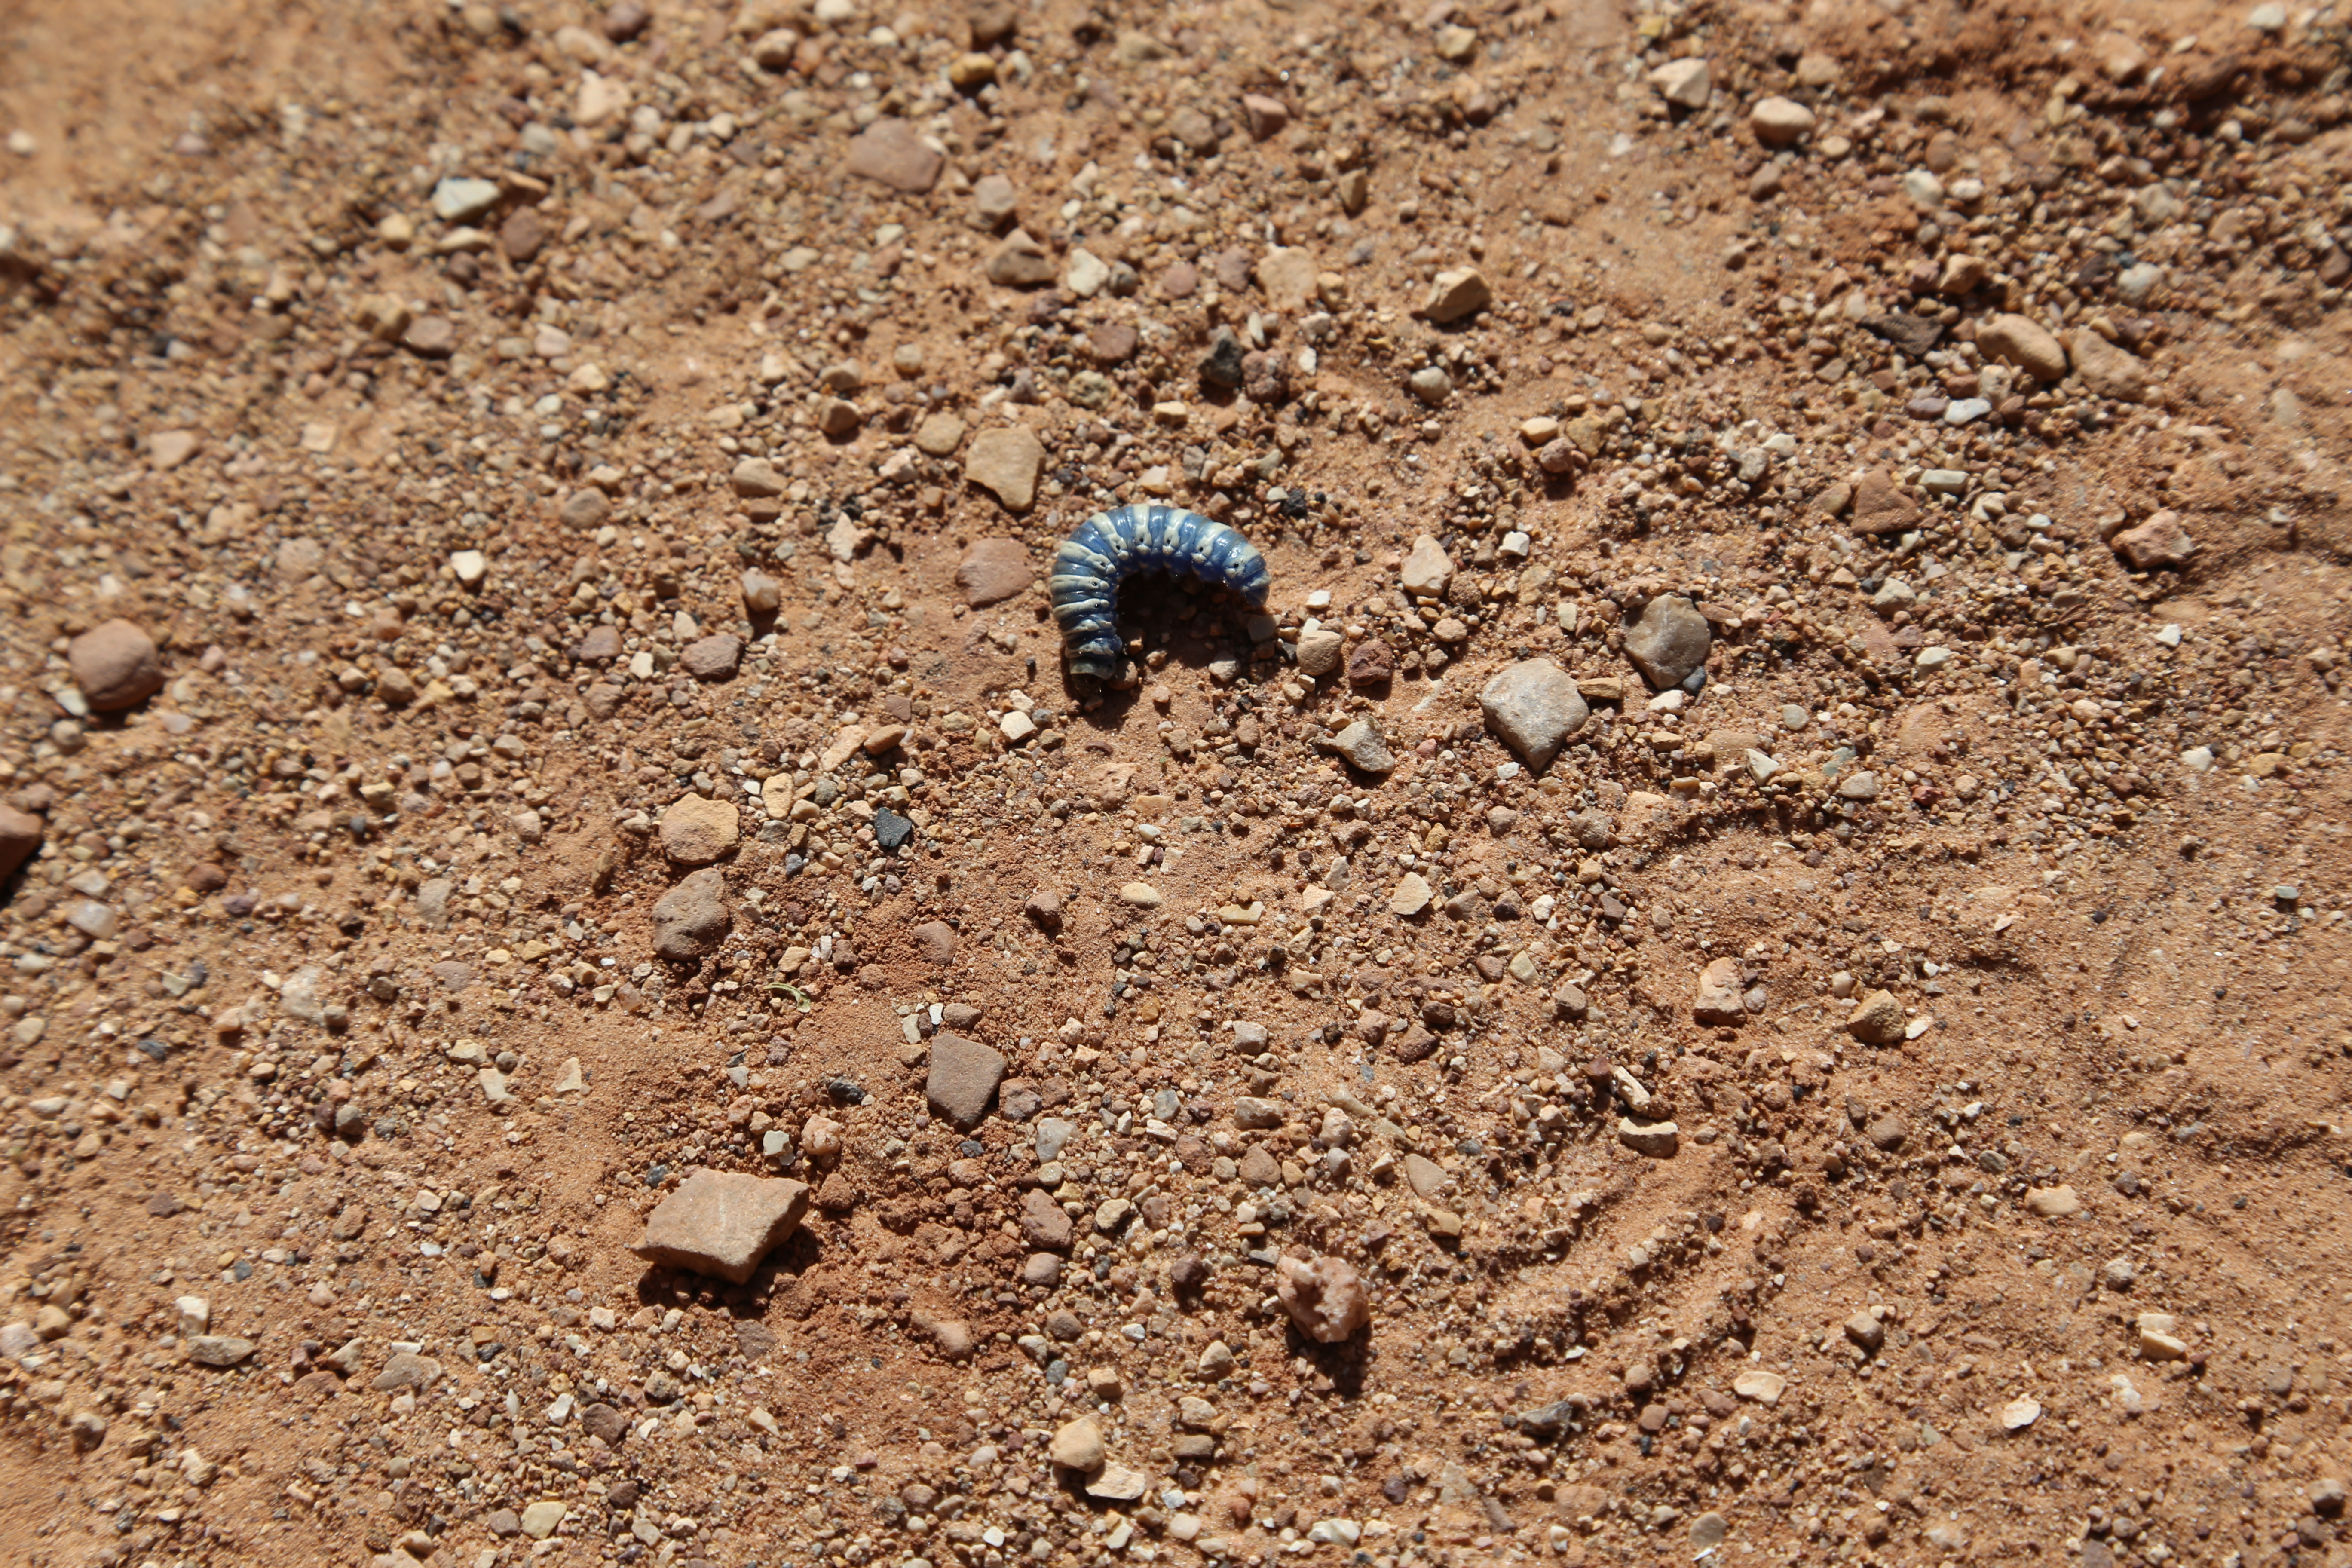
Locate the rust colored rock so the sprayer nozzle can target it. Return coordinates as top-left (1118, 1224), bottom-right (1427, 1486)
top-left (1345, 638), bottom-right (1395, 687)
top-left (1849, 468), bottom-right (1920, 536)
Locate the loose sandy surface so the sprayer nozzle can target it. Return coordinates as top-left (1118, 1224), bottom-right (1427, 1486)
top-left (3, 0), bottom-right (2352, 1566)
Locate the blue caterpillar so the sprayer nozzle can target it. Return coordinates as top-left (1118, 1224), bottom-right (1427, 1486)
top-left (1049, 505), bottom-right (1271, 680)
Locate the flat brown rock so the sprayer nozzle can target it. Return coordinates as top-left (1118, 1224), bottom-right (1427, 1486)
top-left (680, 633), bottom-right (742, 681)
top-left (928, 1032), bottom-right (1006, 1129)
top-left (633, 1170), bottom-right (812, 1283)
top-left (1849, 469), bottom-right (1920, 536)
top-left (956, 538), bottom-right (1033, 606)
top-left (845, 118), bottom-right (943, 192)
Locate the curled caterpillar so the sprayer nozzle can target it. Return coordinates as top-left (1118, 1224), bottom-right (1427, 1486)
top-left (1049, 505), bottom-right (1271, 680)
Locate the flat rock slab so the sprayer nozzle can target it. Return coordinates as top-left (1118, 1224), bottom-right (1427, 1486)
top-left (2025, 1185), bottom-right (2082, 1218)
top-left (680, 633), bottom-right (743, 681)
top-left (956, 538), bottom-right (1033, 606)
top-left (1617, 1118), bottom-right (1680, 1158)
top-left (372, 1351), bottom-right (443, 1390)
top-left (846, 118), bottom-right (943, 192)
top-left (633, 1170), bottom-right (812, 1283)
top-left (966, 427), bottom-right (1044, 511)
top-left (928, 1032), bottom-right (1007, 1129)
top-left (1086, 1463), bottom-right (1152, 1502)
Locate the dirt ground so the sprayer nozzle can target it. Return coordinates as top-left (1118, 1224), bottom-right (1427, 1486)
top-left (3, 0), bottom-right (2352, 1565)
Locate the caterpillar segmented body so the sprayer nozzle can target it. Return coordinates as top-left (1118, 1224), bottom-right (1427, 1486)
top-left (1049, 505), bottom-right (1271, 680)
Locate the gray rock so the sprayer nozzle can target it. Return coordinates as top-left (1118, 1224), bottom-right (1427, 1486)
top-left (185, 1335), bottom-right (257, 1367)
top-left (2116, 263), bottom-right (2167, 307)
top-left (1274, 1254), bottom-right (1370, 1343)
top-left (1322, 720), bottom-right (1396, 775)
top-left (560, 488), bottom-right (610, 529)
top-left (972, 173), bottom-right (1020, 227)
top-left (431, 176), bottom-right (501, 223)
top-left (280, 965), bottom-right (331, 1023)
top-left (928, 1033), bottom-right (1007, 1129)
top-left (1399, 535), bottom-right (1454, 597)
top-left (652, 868), bottom-right (730, 960)
top-left (416, 878), bottom-right (453, 929)
top-left (1623, 595), bottom-right (1711, 690)
top-left (983, 230), bottom-right (1056, 288)
top-left (1478, 659), bottom-right (1589, 769)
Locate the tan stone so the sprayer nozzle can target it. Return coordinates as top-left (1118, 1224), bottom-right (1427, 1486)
top-left (660, 796), bottom-right (741, 865)
top-left (1846, 989), bottom-right (1906, 1044)
top-left (632, 1170), bottom-right (811, 1283)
